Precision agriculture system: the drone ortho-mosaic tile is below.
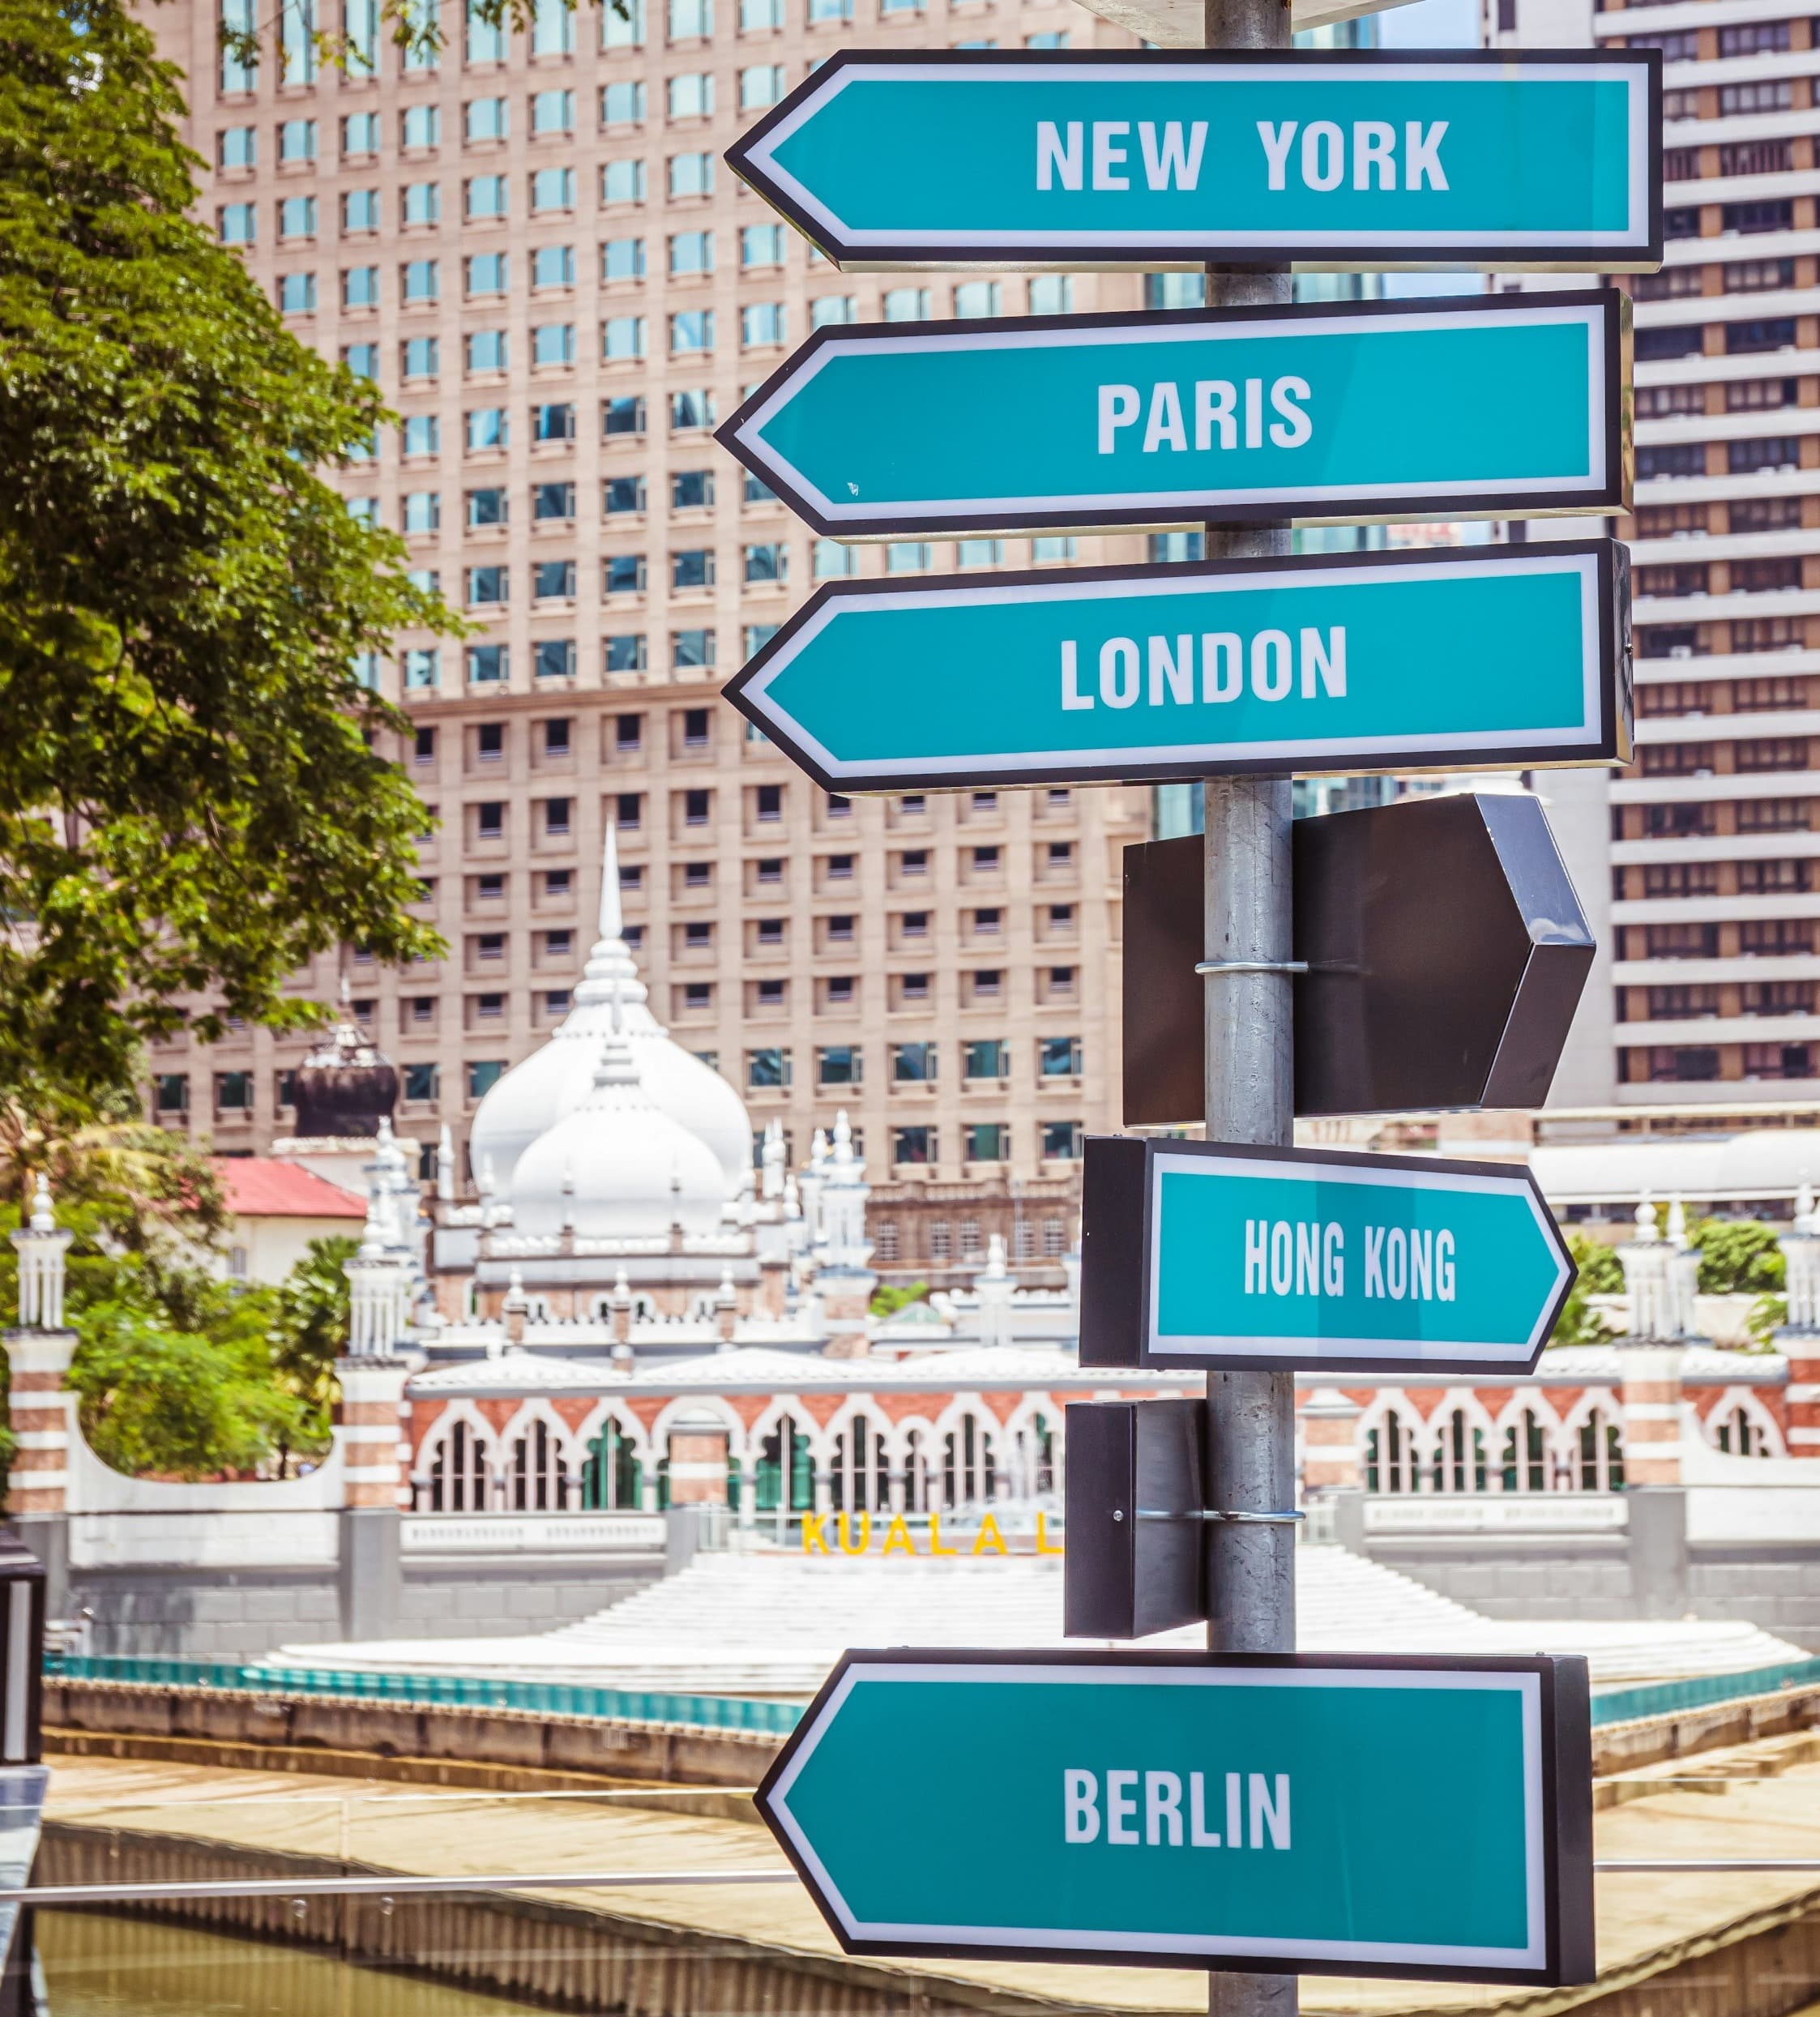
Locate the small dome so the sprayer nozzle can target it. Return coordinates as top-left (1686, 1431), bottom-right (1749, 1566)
top-left (510, 1006), bottom-right (727, 1241)
top-left (292, 984), bottom-right (398, 1139)
top-left (470, 827), bottom-right (750, 1196)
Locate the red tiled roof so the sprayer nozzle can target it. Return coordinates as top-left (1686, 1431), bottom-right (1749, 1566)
top-left (214, 1158), bottom-right (368, 1220)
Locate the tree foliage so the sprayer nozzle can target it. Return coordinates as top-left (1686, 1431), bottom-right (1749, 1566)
top-left (870, 1280), bottom-right (931, 1318)
top-left (1549, 1233), bottom-right (1623, 1345)
top-left (1689, 1217), bottom-right (1784, 1297)
top-left (270, 1233), bottom-right (356, 1464)
top-left (0, 0), bottom-right (456, 1110)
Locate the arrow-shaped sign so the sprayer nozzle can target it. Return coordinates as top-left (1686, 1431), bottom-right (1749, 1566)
top-left (1079, 1137), bottom-right (1575, 1376)
top-left (726, 541), bottom-right (1630, 792)
top-left (758, 1647), bottom-right (1595, 1985)
top-left (716, 290), bottom-right (1630, 538)
top-left (729, 50), bottom-right (1661, 271)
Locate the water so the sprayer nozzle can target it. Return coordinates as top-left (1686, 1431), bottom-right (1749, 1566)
top-left (33, 1912), bottom-right (544, 2016)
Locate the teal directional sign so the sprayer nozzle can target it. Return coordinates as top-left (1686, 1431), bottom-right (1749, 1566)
top-left (730, 50), bottom-right (1661, 272)
top-left (759, 1648), bottom-right (1595, 1985)
top-left (1080, 1137), bottom-right (1575, 1375)
top-left (726, 541), bottom-right (1630, 791)
top-left (716, 290), bottom-right (1630, 537)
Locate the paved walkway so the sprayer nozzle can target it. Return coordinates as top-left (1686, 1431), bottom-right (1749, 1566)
top-left (38, 1749), bottom-right (1820, 2015)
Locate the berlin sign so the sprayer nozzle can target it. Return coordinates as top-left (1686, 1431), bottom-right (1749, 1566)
top-left (724, 541), bottom-right (1630, 792)
top-left (728, 50), bottom-right (1661, 271)
top-left (716, 289), bottom-right (1630, 537)
top-left (1079, 1137), bottom-right (1576, 1376)
top-left (758, 1648), bottom-right (1596, 1985)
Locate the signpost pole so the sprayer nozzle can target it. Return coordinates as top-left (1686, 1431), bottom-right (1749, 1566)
top-left (1201, 3), bottom-right (1296, 2015)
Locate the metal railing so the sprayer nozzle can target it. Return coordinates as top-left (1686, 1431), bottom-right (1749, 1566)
top-left (1591, 1655), bottom-right (1820, 1727)
top-left (43, 1653), bottom-right (805, 1736)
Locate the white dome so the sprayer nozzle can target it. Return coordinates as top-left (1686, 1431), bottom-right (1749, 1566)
top-left (469, 829), bottom-right (752, 1197)
top-left (510, 1017), bottom-right (728, 1241)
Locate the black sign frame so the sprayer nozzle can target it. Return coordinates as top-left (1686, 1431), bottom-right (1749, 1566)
top-left (727, 46), bottom-right (1664, 273)
top-left (757, 1644), bottom-right (1596, 1988)
top-left (723, 538), bottom-right (1632, 794)
top-left (715, 287), bottom-right (1633, 540)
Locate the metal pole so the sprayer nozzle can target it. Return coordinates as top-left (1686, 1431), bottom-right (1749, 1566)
top-left (1201, 2), bottom-right (1296, 2015)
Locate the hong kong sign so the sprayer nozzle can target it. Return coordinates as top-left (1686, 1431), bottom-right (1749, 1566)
top-left (725, 541), bottom-right (1630, 791)
top-left (729, 51), bottom-right (1660, 271)
top-left (758, 1648), bottom-right (1595, 1985)
top-left (1079, 1137), bottom-right (1576, 1376)
top-left (716, 290), bottom-right (1630, 537)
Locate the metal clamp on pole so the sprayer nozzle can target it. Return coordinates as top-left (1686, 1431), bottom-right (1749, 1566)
top-left (1123, 1509), bottom-right (1305, 1525)
top-left (1194, 959), bottom-right (1309, 976)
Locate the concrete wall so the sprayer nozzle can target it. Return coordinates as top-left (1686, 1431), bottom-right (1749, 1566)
top-left (68, 1552), bottom-right (660, 1661)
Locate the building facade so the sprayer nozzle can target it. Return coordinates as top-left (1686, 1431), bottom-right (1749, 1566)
top-left (1494, 0), bottom-right (1820, 1120)
top-left (145, 0), bottom-right (1154, 1283)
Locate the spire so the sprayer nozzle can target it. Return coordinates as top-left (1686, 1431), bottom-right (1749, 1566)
top-left (591, 974), bottom-right (642, 1091)
top-left (600, 822), bottom-right (623, 942)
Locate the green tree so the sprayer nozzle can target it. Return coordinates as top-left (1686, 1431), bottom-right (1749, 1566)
top-left (870, 1280), bottom-right (931, 1318)
top-left (0, 0), bottom-right (458, 1112)
top-left (1549, 1233), bottom-right (1624, 1345)
top-left (1689, 1217), bottom-right (1785, 1297)
top-left (270, 1233), bottom-right (357, 1470)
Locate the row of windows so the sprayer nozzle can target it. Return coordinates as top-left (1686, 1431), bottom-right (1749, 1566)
top-left (1625, 1044), bottom-right (1820, 1083)
top-left (1634, 378), bottom-right (1805, 421)
top-left (220, 0), bottom-right (1070, 94)
top-left (1621, 18), bottom-right (1796, 61)
top-left (1637, 435), bottom-right (1810, 481)
top-left (1635, 318), bottom-right (1807, 365)
top-left (1635, 558), bottom-right (1808, 596)
top-left (1624, 981), bottom-right (1818, 1020)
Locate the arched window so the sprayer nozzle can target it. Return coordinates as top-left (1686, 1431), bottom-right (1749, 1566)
top-left (1008, 1412), bottom-right (1055, 1498)
top-left (1429, 1408), bottom-right (1487, 1494)
top-left (755, 1412), bottom-right (814, 1513)
top-left (1578, 1408), bottom-right (1625, 1491)
top-left (1716, 1404), bottom-right (1767, 1456)
top-left (581, 1418), bottom-right (642, 1510)
top-left (942, 1412), bottom-right (996, 1509)
top-left (1500, 1408), bottom-right (1549, 1494)
top-left (511, 1417), bottom-right (570, 1511)
top-left (429, 1419), bottom-right (489, 1511)
top-left (1363, 1408), bottom-right (1420, 1494)
top-left (831, 1412), bottom-right (888, 1512)
top-left (902, 1427), bottom-right (931, 1512)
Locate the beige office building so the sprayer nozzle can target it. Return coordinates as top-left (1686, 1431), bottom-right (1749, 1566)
top-left (147, 0), bottom-right (1156, 1283)
top-left (1493, 0), bottom-right (1820, 1124)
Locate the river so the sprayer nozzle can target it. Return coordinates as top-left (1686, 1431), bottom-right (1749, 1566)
top-left (32, 1911), bottom-right (544, 2016)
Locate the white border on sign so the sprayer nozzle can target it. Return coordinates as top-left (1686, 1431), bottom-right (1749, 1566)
top-left (746, 60), bottom-right (1653, 252)
top-left (767, 1660), bottom-right (1548, 1970)
top-left (1143, 1151), bottom-right (1573, 1366)
top-left (733, 305), bottom-right (1609, 527)
top-left (739, 551), bottom-right (1606, 780)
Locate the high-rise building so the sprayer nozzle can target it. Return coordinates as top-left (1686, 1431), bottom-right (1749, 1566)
top-left (1493, 0), bottom-right (1820, 1124)
top-left (146, 0), bottom-right (1158, 1282)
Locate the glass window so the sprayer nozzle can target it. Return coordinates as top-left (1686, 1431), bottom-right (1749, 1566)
top-left (219, 125), bottom-right (256, 168)
top-left (668, 152), bottom-right (713, 197)
top-left (1041, 1121), bottom-right (1083, 1160)
top-left (954, 280), bottom-right (1002, 318)
top-left (532, 87), bottom-right (574, 131)
top-left (741, 301), bottom-right (785, 347)
top-left (672, 627), bottom-right (715, 668)
top-left (669, 388), bottom-right (715, 430)
top-left (602, 157), bottom-right (647, 203)
top-left (466, 407), bottom-right (507, 451)
top-left (604, 314), bottom-right (647, 360)
top-left (1040, 1035), bottom-right (1083, 1076)
top-left (811, 293), bottom-right (857, 327)
top-left (279, 118), bottom-right (316, 162)
top-left (887, 543), bottom-right (931, 573)
top-left (893, 1126), bottom-right (934, 1165)
top-left (883, 287), bottom-right (931, 322)
top-left (964, 1124), bottom-right (1008, 1163)
top-left (533, 559), bottom-right (576, 599)
top-left (465, 0), bottom-right (506, 58)
top-left (467, 564), bottom-right (508, 605)
top-left (813, 538), bottom-right (854, 579)
top-left (280, 0), bottom-right (318, 81)
top-left (220, 0), bottom-right (257, 91)
top-left (403, 413), bottom-right (440, 455)
top-left (468, 643), bottom-right (507, 683)
top-left (155, 1072), bottom-right (189, 1113)
top-left (672, 549), bottom-right (714, 589)
top-left (402, 335), bottom-right (439, 378)
top-left (605, 634), bottom-right (647, 671)
top-left (465, 173), bottom-right (507, 218)
top-left (669, 229), bottom-right (714, 275)
top-left (403, 180), bottom-right (440, 224)
top-left (466, 328), bottom-right (508, 372)
top-left (530, 165), bottom-right (575, 210)
top-left (532, 401), bottom-right (576, 440)
top-left (957, 539), bottom-right (1002, 569)
top-left (741, 0), bottom-right (782, 22)
top-left (532, 0), bottom-right (573, 52)
top-left (466, 94), bottom-right (508, 139)
top-left (1028, 275), bottom-right (1073, 315)
top-left (277, 195), bottom-right (316, 238)
top-left (468, 1060), bottom-right (506, 1098)
top-left (343, 263), bottom-right (378, 306)
top-left (531, 244), bottom-right (575, 288)
top-left (402, 105), bottom-right (442, 149)
top-left (404, 490), bottom-right (441, 532)
top-left (605, 476), bottom-right (646, 514)
top-left (465, 251), bottom-right (508, 294)
top-left (343, 188), bottom-right (380, 231)
top-left (669, 0), bottom-right (711, 33)
top-left (604, 394), bottom-right (646, 435)
top-left (1032, 536), bottom-right (1077, 563)
top-left (741, 224), bottom-right (784, 268)
top-left (404, 647), bottom-right (441, 687)
top-left (818, 1046), bottom-right (862, 1087)
top-left (741, 63), bottom-right (785, 107)
top-left (278, 271), bottom-right (316, 313)
top-left (745, 543), bottom-right (786, 584)
top-left (669, 308), bottom-right (714, 352)
top-left (603, 0), bottom-right (644, 39)
top-left (402, 257), bottom-right (440, 302)
top-left (747, 1047), bottom-right (791, 1089)
top-left (342, 111), bottom-right (379, 155)
top-left (603, 237), bottom-right (646, 280)
top-left (532, 322), bottom-right (575, 366)
top-left (601, 79), bottom-right (647, 125)
top-left (533, 481), bottom-right (575, 519)
top-left (216, 1070), bottom-right (254, 1113)
top-left (669, 71), bottom-right (713, 117)
top-left (535, 639), bottom-right (576, 679)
